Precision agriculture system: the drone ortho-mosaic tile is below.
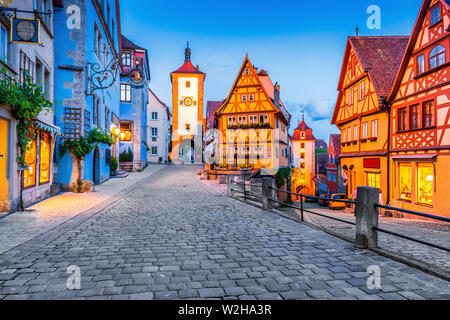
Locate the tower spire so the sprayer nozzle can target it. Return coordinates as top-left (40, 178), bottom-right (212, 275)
top-left (355, 25), bottom-right (359, 36)
top-left (185, 41), bottom-right (191, 62)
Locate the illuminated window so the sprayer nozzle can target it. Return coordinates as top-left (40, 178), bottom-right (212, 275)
top-left (417, 54), bottom-right (425, 74)
top-left (430, 5), bottom-right (441, 26)
top-left (429, 45), bottom-right (445, 69)
top-left (120, 83), bottom-right (131, 102)
top-left (417, 163), bottom-right (434, 206)
top-left (24, 136), bottom-right (37, 188)
top-left (119, 122), bottom-right (132, 141)
top-left (39, 132), bottom-right (51, 184)
top-left (366, 172), bottom-right (380, 189)
top-left (398, 163), bottom-right (412, 201)
top-left (300, 153), bottom-right (305, 159)
top-left (300, 162), bottom-right (305, 169)
top-left (423, 100), bottom-right (435, 128)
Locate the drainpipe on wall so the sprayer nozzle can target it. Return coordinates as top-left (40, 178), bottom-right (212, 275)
top-left (380, 97), bottom-right (390, 206)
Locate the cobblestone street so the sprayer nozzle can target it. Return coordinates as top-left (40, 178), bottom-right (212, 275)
top-left (0, 165), bottom-right (448, 300)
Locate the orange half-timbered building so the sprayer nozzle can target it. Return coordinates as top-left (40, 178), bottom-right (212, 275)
top-left (388, 0), bottom-right (450, 216)
top-left (332, 36), bottom-right (409, 204)
top-left (215, 56), bottom-right (291, 172)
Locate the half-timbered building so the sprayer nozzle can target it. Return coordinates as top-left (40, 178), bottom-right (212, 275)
top-left (387, 0), bottom-right (450, 216)
top-left (332, 36), bottom-right (409, 203)
top-left (215, 56), bottom-right (291, 171)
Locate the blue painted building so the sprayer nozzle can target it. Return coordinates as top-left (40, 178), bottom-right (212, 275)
top-left (118, 35), bottom-right (150, 172)
top-left (53, 0), bottom-right (121, 188)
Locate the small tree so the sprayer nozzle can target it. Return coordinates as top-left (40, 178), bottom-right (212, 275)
top-left (59, 128), bottom-right (116, 192)
top-left (0, 70), bottom-right (53, 210)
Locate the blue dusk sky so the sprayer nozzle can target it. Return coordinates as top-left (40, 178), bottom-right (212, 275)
top-left (120, 0), bottom-right (423, 142)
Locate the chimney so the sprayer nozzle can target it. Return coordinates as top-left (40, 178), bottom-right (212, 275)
top-left (274, 82), bottom-right (280, 107)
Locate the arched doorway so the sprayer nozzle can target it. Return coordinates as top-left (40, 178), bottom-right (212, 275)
top-left (93, 147), bottom-right (101, 185)
top-left (179, 139), bottom-right (194, 164)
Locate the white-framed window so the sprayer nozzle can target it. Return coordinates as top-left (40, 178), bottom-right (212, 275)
top-left (120, 83), bottom-right (131, 102)
top-left (248, 94), bottom-right (254, 101)
top-left (0, 24), bottom-right (8, 64)
top-left (348, 87), bottom-right (354, 105)
top-left (362, 122), bottom-right (368, 139)
top-left (259, 114), bottom-right (268, 123)
top-left (151, 112), bottom-right (158, 120)
top-left (238, 116), bottom-right (247, 124)
top-left (347, 127), bottom-right (351, 142)
top-left (151, 146), bottom-right (158, 155)
top-left (249, 115), bottom-right (258, 123)
top-left (359, 81), bottom-right (365, 100)
top-left (244, 68), bottom-right (249, 75)
top-left (417, 54), bottom-right (425, 74)
top-left (122, 52), bottom-right (132, 66)
top-left (151, 127), bottom-right (158, 137)
top-left (227, 116), bottom-right (236, 125)
top-left (241, 95), bottom-right (247, 102)
top-left (372, 120), bottom-right (379, 138)
top-left (353, 125), bottom-right (358, 141)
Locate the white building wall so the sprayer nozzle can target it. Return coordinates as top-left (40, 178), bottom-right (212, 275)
top-left (177, 77), bottom-right (199, 136)
top-left (147, 89), bottom-right (170, 163)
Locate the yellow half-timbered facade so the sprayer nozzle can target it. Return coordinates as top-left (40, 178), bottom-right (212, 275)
top-left (332, 36), bottom-right (409, 204)
top-left (215, 56), bottom-right (291, 171)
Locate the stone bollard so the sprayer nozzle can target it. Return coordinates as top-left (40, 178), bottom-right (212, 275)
top-left (355, 186), bottom-right (379, 249)
top-left (262, 177), bottom-right (274, 210)
top-left (227, 175), bottom-right (235, 197)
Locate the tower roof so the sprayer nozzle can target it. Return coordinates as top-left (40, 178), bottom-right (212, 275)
top-left (171, 42), bottom-right (205, 75)
top-left (291, 119), bottom-right (315, 141)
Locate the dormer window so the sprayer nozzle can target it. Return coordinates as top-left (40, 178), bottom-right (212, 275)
top-left (429, 45), bottom-right (446, 69)
top-left (430, 5), bottom-right (441, 26)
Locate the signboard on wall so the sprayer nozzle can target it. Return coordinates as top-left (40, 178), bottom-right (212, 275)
top-left (11, 17), bottom-right (40, 44)
top-left (363, 158), bottom-right (380, 169)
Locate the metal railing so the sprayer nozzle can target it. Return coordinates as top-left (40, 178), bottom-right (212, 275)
top-left (270, 186), bottom-right (356, 224)
top-left (373, 204), bottom-right (450, 252)
top-left (228, 177), bottom-right (450, 253)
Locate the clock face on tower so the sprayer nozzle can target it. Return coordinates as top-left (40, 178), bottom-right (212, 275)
top-left (183, 97), bottom-right (193, 107)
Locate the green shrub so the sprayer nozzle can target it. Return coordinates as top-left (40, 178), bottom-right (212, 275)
top-left (110, 156), bottom-right (118, 172)
top-left (119, 147), bottom-right (133, 162)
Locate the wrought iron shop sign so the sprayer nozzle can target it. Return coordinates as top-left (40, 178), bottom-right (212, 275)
top-left (87, 58), bottom-right (120, 96)
top-left (127, 57), bottom-right (145, 89)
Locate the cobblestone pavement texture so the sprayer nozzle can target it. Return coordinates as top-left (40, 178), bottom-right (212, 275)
top-left (277, 202), bottom-right (450, 278)
top-left (0, 165), bottom-right (166, 255)
top-left (0, 165), bottom-right (448, 300)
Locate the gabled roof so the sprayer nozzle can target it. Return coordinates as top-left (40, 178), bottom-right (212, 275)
top-left (206, 101), bottom-right (223, 129)
top-left (172, 60), bottom-right (205, 75)
top-left (121, 35), bottom-right (145, 51)
top-left (348, 36), bottom-right (409, 98)
top-left (333, 35), bottom-right (409, 124)
top-left (388, 0), bottom-right (449, 102)
top-left (217, 56), bottom-right (290, 123)
top-left (329, 134), bottom-right (341, 157)
top-left (291, 120), bottom-right (315, 141)
top-left (148, 88), bottom-right (171, 119)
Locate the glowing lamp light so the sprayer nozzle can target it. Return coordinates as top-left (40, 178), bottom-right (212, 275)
top-left (426, 175), bottom-right (434, 182)
top-left (120, 132), bottom-right (125, 140)
top-left (114, 128), bottom-right (121, 136)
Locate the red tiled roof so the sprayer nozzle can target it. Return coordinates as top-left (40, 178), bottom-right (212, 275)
top-left (206, 101), bottom-right (223, 129)
top-left (121, 35), bottom-right (145, 51)
top-left (330, 134), bottom-right (341, 157)
top-left (349, 36), bottom-right (409, 98)
top-left (257, 69), bottom-right (268, 76)
top-left (257, 73), bottom-right (290, 121)
top-left (291, 121), bottom-right (315, 141)
top-left (172, 60), bottom-right (205, 74)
